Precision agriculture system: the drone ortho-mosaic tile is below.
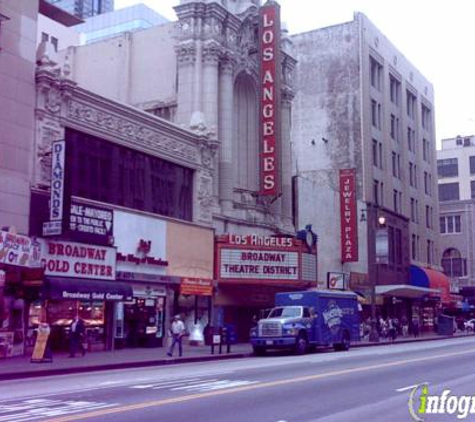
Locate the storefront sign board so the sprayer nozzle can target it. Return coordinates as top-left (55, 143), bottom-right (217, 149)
top-left (0, 231), bottom-right (42, 267)
top-left (69, 200), bottom-right (113, 244)
top-left (31, 325), bottom-right (51, 363)
top-left (39, 239), bottom-right (116, 280)
top-left (180, 278), bottom-right (213, 296)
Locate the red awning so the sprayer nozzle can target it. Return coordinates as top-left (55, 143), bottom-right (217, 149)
top-left (424, 268), bottom-right (451, 304)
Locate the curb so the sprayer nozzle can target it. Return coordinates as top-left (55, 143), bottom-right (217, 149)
top-left (353, 333), bottom-right (475, 348)
top-left (0, 352), bottom-right (253, 381)
top-left (1, 334), bottom-right (473, 381)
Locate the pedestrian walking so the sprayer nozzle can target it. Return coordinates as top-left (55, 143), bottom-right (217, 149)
top-left (401, 316), bottom-right (409, 337)
top-left (412, 317), bottom-right (420, 338)
top-left (167, 314), bottom-right (186, 357)
top-left (69, 314), bottom-right (86, 357)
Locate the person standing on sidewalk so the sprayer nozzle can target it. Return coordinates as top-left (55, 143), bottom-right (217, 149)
top-left (167, 315), bottom-right (186, 357)
top-left (69, 314), bottom-right (86, 357)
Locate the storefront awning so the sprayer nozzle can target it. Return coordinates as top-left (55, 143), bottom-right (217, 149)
top-left (410, 265), bottom-right (452, 304)
top-left (375, 284), bottom-right (438, 298)
top-left (43, 277), bottom-right (133, 301)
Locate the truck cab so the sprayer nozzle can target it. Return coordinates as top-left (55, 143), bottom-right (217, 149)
top-left (250, 290), bottom-right (359, 355)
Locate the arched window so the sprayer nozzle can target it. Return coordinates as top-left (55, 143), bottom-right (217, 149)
top-left (233, 73), bottom-right (259, 192)
top-left (441, 248), bottom-right (466, 277)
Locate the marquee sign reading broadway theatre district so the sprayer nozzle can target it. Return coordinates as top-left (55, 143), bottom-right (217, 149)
top-left (216, 235), bottom-right (317, 286)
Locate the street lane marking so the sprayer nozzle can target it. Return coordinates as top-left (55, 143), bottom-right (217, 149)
top-left (45, 347), bottom-right (475, 422)
top-left (0, 399), bottom-right (116, 422)
top-left (396, 383), bottom-right (429, 392)
top-left (170, 380), bottom-right (258, 392)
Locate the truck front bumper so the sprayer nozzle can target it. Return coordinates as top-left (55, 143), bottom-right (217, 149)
top-left (250, 337), bottom-right (296, 348)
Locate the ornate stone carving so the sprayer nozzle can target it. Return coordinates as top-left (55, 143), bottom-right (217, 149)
top-left (197, 175), bottom-right (214, 223)
top-left (44, 85), bottom-right (62, 114)
top-left (175, 42), bottom-right (196, 65)
top-left (199, 139), bottom-right (219, 171)
top-left (36, 118), bottom-right (63, 187)
top-left (202, 43), bottom-right (222, 65)
top-left (67, 100), bottom-right (199, 165)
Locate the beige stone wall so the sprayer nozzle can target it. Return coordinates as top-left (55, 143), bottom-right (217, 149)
top-left (0, 0), bottom-right (38, 233)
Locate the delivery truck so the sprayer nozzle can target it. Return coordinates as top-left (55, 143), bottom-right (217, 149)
top-left (250, 290), bottom-right (360, 355)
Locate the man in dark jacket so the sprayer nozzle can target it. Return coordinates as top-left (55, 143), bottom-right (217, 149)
top-left (69, 315), bottom-right (86, 357)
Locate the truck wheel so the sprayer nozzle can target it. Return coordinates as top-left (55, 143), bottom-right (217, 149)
top-left (341, 331), bottom-right (350, 351)
top-left (334, 331), bottom-right (350, 351)
top-left (294, 335), bottom-right (308, 355)
top-left (253, 346), bottom-right (266, 356)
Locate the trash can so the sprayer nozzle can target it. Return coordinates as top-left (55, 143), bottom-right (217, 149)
top-left (437, 315), bottom-right (455, 336)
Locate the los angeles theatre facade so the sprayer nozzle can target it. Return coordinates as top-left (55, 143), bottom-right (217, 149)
top-left (32, 0), bottom-right (314, 345)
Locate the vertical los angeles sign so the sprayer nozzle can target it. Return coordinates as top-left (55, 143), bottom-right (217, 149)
top-left (259, 1), bottom-right (281, 196)
top-left (340, 169), bottom-right (358, 262)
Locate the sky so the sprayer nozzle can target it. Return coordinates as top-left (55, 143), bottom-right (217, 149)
top-left (115, 0), bottom-right (475, 146)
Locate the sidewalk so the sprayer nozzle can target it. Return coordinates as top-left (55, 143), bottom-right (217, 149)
top-left (0, 332), bottom-right (473, 381)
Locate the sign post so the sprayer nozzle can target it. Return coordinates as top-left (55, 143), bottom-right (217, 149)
top-left (31, 323), bottom-right (52, 363)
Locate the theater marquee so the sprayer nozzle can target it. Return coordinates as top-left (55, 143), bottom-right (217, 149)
top-left (259, 1), bottom-right (281, 196)
top-left (215, 235), bottom-right (317, 286)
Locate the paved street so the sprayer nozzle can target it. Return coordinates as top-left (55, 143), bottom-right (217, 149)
top-left (0, 337), bottom-right (474, 421)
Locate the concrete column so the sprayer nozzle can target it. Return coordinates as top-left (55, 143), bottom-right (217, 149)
top-left (218, 59), bottom-right (234, 213)
top-left (281, 91), bottom-right (294, 230)
top-left (202, 46), bottom-right (220, 133)
top-left (176, 45), bottom-right (196, 126)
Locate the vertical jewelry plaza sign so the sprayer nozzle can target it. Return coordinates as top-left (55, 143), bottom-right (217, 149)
top-left (259, 1), bottom-right (281, 196)
top-left (340, 169), bottom-right (358, 262)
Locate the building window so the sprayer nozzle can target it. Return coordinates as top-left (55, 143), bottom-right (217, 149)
top-left (422, 104), bottom-right (432, 131)
top-left (469, 156), bottom-right (475, 174)
top-left (370, 56), bottom-right (383, 91)
top-left (437, 158), bottom-right (458, 178)
top-left (441, 248), bottom-right (467, 277)
top-left (371, 99), bottom-right (381, 129)
top-left (438, 183), bottom-right (460, 201)
top-left (440, 215), bottom-right (461, 234)
top-left (411, 234), bottom-right (417, 260)
top-left (406, 90), bottom-right (417, 119)
top-left (407, 127), bottom-right (416, 152)
top-left (41, 32), bottom-right (49, 43)
top-left (411, 198), bottom-right (417, 223)
top-left (372, 139), bottom-right (378, 167)
top-left (422, 138), bottom-right (431, 162)
top-left (424, 171), bottom-right (431, 195)
top-left (390, 75), bottom-right (401, 106)
top-left (390, 114), bottom-right (400, 141)
top-left (427, 240), bottom-right (432, 265)
top-left (373, 179), bottom-right (379, 205)
top-left (471, 181), bottom-right (475, 199)
top-left (67, 128), bottom-right (194, 221)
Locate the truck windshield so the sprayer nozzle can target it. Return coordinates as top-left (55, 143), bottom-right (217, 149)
top-left (267, 307), bottom-right (302, 318)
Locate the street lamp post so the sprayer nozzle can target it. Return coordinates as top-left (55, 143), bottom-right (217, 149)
top-left (368, 214), bottom-right (387, 343)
